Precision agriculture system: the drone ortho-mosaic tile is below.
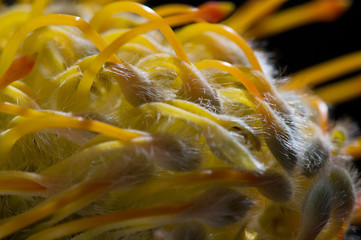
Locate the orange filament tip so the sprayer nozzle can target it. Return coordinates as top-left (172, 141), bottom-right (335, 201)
top-left (343, 137), bottom-right (361, 159)
top-left (223, 0), bottom-right (286, 33)
top-left (197, 1), bottom-right (235, 23)
top-left (247, 0), bottom-right (351, 39)
top-left (0, 54), bottom-right (37, 90)
top-left (315, 0), bottom-right (351, 22)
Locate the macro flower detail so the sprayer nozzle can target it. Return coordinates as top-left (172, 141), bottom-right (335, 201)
top-left (0, 0), bottom-right (360, 239)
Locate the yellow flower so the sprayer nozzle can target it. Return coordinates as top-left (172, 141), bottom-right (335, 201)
top-left (0, 0), bottom-right (359, 239)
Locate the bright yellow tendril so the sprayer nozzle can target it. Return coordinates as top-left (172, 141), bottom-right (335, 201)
top-left (0, 182), bottom-right (111, 239)
top-left (0, 116), bottom-right (144, 157)
top-left (75, 19), bottom-right (193, 107)
top-left (195, 59), bottom-right (263, 99)
top-left (286, 51), bottom-right (361, 90)
top-left (1, 85), bottom-right (39, 107)
top-left (0, 14), bottom-right (120, 77)
top-left (78, 0), bottom-right (145, 5)
top-left (29, 0), bottom-right (50, 18)
top-left (0, 6), bottom-right (29, 49)
top-left (96, 2), bottom-right (234, 32)
top-left (93, 2), bottom-right (190, 61)
top-left (0, 102), bottom-right (145, 156)
top-left (0, 171), bottom-right (48, 196)
top-left (90, 1), bottom-right (181, 31)
top-left (122, 168), bottom-right (261, 203)
top-left (315, 74), bottom-right (361, 104)
top-left (75, 23), bottom-right (156, 107)
top-left (102, 30), bottom-right (157, 53)
top-left (154, 3), bottom-right (196, 17)
top-left (223, 0), bottom-right (286, 34)
top-left (177, 23), bottom-right (263, 73)
top-left (247, 0), bottom-right (351, 39)
top-left (160, 1), bottom-right (234, 24)
top-left (27, 202), bottom-right (191, 240)
top-left (88, 1), bottom-right (189, 63)
top-left (76, 2), bottom-right (237, 106)
top-left (0, 101), bottom-right (46, 118)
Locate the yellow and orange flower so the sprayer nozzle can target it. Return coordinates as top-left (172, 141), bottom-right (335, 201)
top-left (0, 0), bottom-right (360, 239)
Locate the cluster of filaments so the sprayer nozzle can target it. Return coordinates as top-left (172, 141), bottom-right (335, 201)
top-left (0, 1), bottom-right (356, 240)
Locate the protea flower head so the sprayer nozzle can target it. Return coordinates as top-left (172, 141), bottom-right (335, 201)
top-left (0, 0), bottom-right (360, 239)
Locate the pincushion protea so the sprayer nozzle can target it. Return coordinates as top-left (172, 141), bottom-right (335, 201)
top-left (0, 0), bottom-right (360, 239)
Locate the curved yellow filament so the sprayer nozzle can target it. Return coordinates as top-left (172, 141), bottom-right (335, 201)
top-left (75, 23), bottom-right (155, 107)
top-left (0, 116), bottom-right (143, 157)
top-left (177, 23), bottom-right (263, 72)
top-left (158, 2), bottom-right (234, 25)
top-left (75, 19), bottom-right (191, 107)
top-left (195, 59), bottom-right (262, 99)
top-left (154, 3), bottom-right (196, 17)
top-left (0, 171), bottom-right (48, 196)
top-left (26, 202), bottom-right (191, 240)
top-left (0, 102), bottom-right (145, 156)
top-left (315, 74), bottom-right (361, 104)
top-left (223, 0), bottom-right (286, 33)
top-left (0, 182), bottom-right (111, 239)
top-left (89, 1), bottom-right (189, 63)
top-left (0, 14), bottom-right (120, 77)
top-left (120, 168), bottom-right (261, 203)
top-left (248, 0), bottom-right (351, 39)
top-left (102, 30), bottom-right (157, 52)
top-left (0, 101), bottom-right (45, 118)
top-left (1, 85), bottom-right (39, 107)
top-left (97, 2), bottom-right (234, 32)
top-left (0, 6), bottom-right (29, 48)
top-left (29, 0), bottom-right (50, 18)
top-left (286, 51), bottom-right (361, 90)
top-left (44, 140), bottom-right (124, 176)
